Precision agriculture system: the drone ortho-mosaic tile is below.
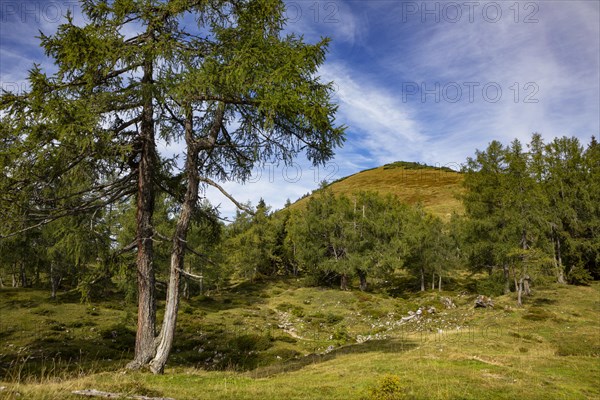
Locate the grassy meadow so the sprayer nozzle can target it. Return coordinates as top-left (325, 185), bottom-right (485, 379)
top-left (1, 277), bottom-right (598, 399)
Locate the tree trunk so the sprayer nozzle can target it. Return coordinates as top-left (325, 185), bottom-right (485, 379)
top-left (128, 54), bottom-right (157, 370)
top-left (512, 267), bottom-right (520, 306)
top-left (149, 105), bottom-right (203, 374)
top-left (183, 276), bottom-right (189, 300)
top-left (431, 272), bottom-right (435, 290)
top-left (11, 262), bottom-right (17, 288)
top-left (503, 264), bottom-right (510, 294)
top-left (50, 263), bottom-right (58, 299)
top-left (438, 274), bottom-right (442, 292)
top-left (340, 273), bottom-right (348, 291)
top-left (556, 236), bottom-right (566, 284)
top-left (517, 277), bottom-right (523, 306)
top-left (420, 267), bottom-right (425, 292)
top-left (357, 270), bottom-right (367, 291)
top-left (523, 275), bottom-right (531, 296)
top-left (19, 261), bottom-right (27, 288)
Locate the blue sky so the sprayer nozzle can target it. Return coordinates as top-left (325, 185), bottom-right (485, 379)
top-left (1, 1), bottom-right (599, 219)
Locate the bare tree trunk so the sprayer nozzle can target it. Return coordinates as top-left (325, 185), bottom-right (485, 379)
top-left (438, 274), bottom-right (442, 292)
top-left (149, 104), bottom-right (215, 374)
top-left (512, 266), bottom-right (520, 306)
top-left (420, 267), bottom-right (425, 292)
top-left (431, 272), bottom-right (435, 290)
top-left (128, 54), bottom-right (157, 370)
top-left (517, 277), bottom-right (523, 306)
top-left (556, 235), bottom-right (566, 284)
top-left (523, 275), bottom-right (531, 296)
top-left (11, 262), bottom-right (17, 287)
top-left (19, 261), bottom-right (27, 288)
top-left (340, 274), bottom-right (348, 291)
top-left (357, 270), bottom-right (367, 291)
top-left (0, 275), bottom-right (4, 288)
top-left (50, 263), bottom-right (58, 299)
top-left (503, 264), bottom-right (510, 295)
top-left (183, 275), bottom-right (189, 300)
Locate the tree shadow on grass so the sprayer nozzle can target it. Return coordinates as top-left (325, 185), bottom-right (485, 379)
top-left (248, 337), bottom-right (419, 378)
top-left (184, 279), bottom-right (273, 312)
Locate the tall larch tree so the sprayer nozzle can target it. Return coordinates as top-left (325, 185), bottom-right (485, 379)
top-left (0, 0), bottom-right (344, 373)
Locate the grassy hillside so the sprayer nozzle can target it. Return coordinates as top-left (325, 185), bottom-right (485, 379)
top-left (291, 162), bottom-right (464, 219)
top-left (1, 280), bottom-right (598, 399)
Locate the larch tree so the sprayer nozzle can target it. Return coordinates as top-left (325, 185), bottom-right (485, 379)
top-left (0, 0), bottom-right (344, 373)
top-left (462, 140), bottom-right (514, 293)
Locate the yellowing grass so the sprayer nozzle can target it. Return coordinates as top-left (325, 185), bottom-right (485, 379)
top-left (291, 166), bottom-right (464, 219)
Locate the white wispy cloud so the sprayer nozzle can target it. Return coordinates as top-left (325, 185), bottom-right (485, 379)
top-left (320, 62), bottom-right (426, 165)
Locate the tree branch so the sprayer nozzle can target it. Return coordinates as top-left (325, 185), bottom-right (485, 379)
top-left (198, 176), bottom-right (254, 215)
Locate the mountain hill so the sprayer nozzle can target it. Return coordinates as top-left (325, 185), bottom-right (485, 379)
top-left (291, 161), bottom-right (464, 219)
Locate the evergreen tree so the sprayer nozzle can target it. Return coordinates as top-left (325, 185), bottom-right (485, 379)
top-left (0, 0), bottom-right (343, 373)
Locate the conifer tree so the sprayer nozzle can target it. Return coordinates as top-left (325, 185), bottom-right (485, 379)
top-left (1, 0), bottom-right (343, 373)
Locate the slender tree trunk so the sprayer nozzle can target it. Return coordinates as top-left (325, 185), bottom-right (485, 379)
top-left (512, 266), bottom-right (520, 306)
top-left (431, 272), bottom-right (435, 290)
top-left (523, 275), bottom-right (531, 296)
top-left (556, 235), bottom-right (566, 284)
top-left (149, 104), bottom-right (215, 374)
top-left (340, 274), bottom-right (348, 291)
top-left (34, 265), bottom-right (40, 286)
top-left (357, 270), bottom-right (367, 291)
top-left (517, 277), bottom-right (523, 306)
top-left (10, 263), bottom-right (18, 287)
top-left (128, 54), bottom-right (157, 370)
top-left (11, 262), bottom-right (17, 287)
top-left (420, 266), bottom-right (425, 292)
top-left (183, 275), bottom-right (189, 300)
top-left (438, 274), bottom-right (442, 292)
top-left (50, 263), bottom-right (57, 299)
top-left (19, 261), bottom-right (27, 288)
top-left (0, 275), bottom-right (4, 288)
top-left (503, 264), bottom-right (510, 294)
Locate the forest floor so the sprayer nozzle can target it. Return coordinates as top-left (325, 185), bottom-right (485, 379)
top-left (0, 278), bottom-right (598, 399)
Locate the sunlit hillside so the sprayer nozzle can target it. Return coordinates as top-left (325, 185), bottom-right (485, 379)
top-left (291, 162), bottom-right (464, 219)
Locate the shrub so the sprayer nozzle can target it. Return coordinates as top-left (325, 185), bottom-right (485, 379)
top-left (367, 375), bottom-right (413, 400)
top-left (332, 326), bottom-right (350, 343)
top-left (325, 313), bottom-right (343, 324)
top-left (568, 265), bottom-right (593, 285)
top-left (474, 271), bottom-right (506, 297)
top-left (232, 334), bottom-right (272, 352)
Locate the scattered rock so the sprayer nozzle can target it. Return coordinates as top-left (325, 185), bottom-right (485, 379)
top-left (474, 295), bottom-right (494, 308)
top-left (427, 306), bottom-right (437, 314)
top-left (441, 296), bottom-right (456, 309)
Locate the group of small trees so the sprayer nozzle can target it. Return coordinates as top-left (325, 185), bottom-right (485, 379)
top-left (462, 134), bottom-right (599, 304)
top-left (224, 190), bottom-right (460, 292)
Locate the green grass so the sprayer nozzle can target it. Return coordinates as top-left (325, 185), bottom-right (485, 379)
top-left (0, 281), bottom-right (598, 399)
top-left (290, 163), bottom-right (464, 219)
